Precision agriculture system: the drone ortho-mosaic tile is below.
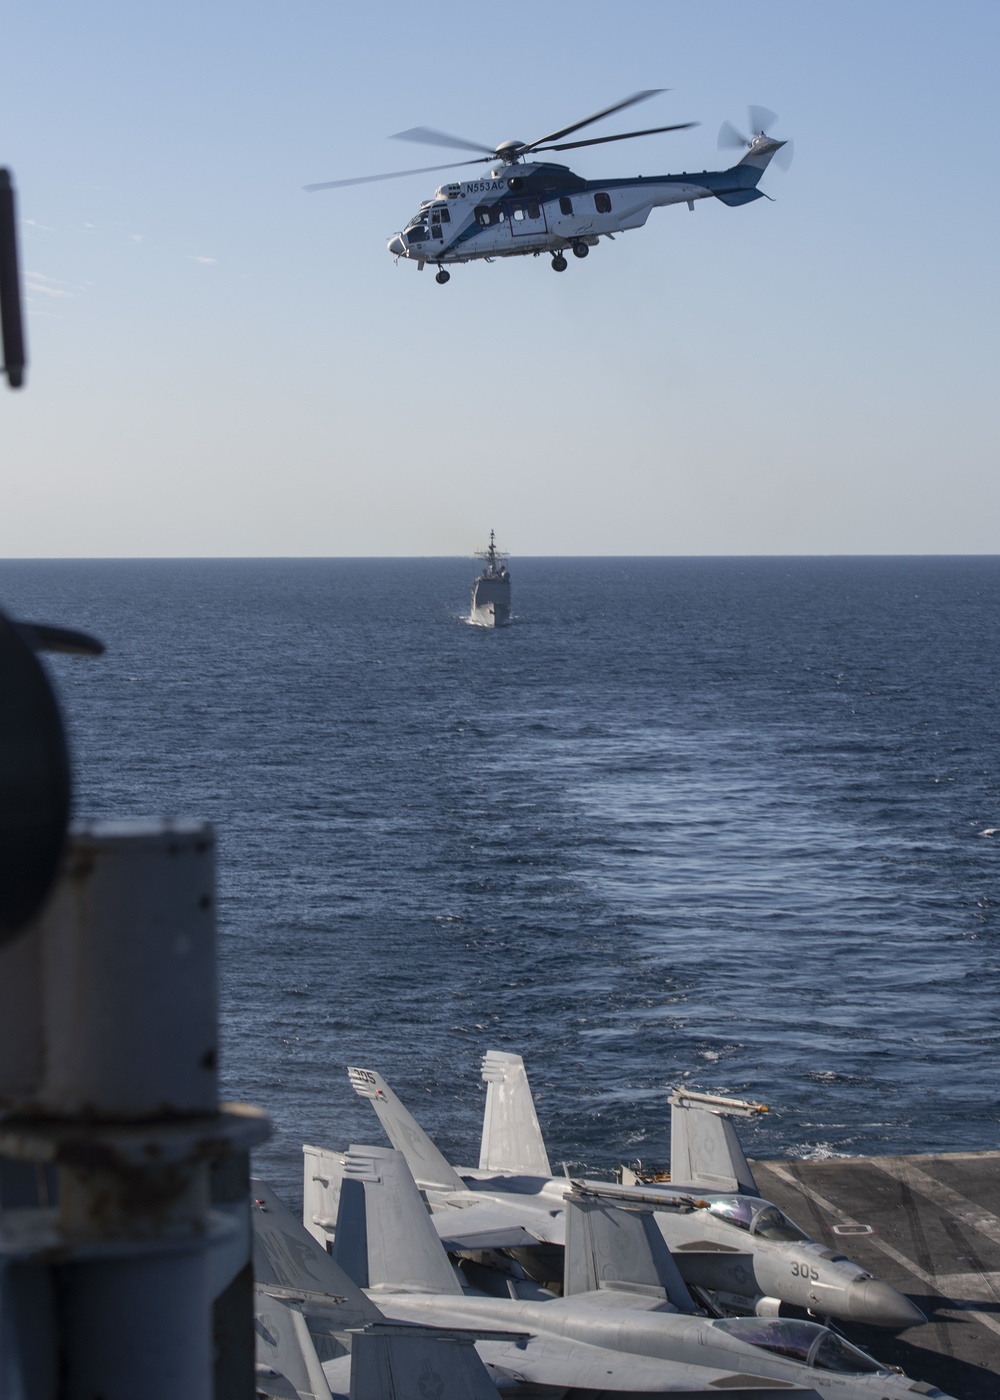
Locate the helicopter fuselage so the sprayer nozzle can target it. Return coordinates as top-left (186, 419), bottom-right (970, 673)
top-left (387, 146), bottom-right (780, 270)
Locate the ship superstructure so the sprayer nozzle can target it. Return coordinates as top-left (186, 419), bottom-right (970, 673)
top-left (470, 531), bottom-right (511, 627)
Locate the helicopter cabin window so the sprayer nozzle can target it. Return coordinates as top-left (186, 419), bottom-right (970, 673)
top-left (474, 205), bottom-right (504, 227)
top-left (559, 197), bottom-right (573, 216)
top-left (594, 192), bottom-right (612, 214)
top-left (527, 200), bottom-right (540, 219)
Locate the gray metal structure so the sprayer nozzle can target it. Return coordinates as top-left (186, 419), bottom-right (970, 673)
top-left (0, 822), bottom-right (270, 1398)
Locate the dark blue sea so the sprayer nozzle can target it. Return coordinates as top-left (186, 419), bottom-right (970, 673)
top-left (2, 557), bottom-right (998, 1206)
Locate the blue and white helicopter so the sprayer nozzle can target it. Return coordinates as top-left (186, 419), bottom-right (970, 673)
top-left (305, 92), bottom-right (791, 283)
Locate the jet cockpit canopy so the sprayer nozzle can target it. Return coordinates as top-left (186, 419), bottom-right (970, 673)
top-left (713, 1318), bottom-right (887, 1374)
top-left (706, 1196), bottom-right (808, 1242)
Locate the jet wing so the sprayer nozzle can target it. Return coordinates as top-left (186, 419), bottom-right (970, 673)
top-left (347, 1325), bottom-right (505, 1400)
top-left (431, 1198), bottom-right (561, 1250)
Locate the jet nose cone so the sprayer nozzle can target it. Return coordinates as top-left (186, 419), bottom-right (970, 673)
top-left (387, 235), bottom-right (406, 256)
top-left (847, 1277), bottom-right (926, 1329)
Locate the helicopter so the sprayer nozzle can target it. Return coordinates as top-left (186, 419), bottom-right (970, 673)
top-left (305, 92), bottom-right (791, 284)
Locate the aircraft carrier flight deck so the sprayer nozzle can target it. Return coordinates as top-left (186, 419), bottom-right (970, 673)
top-left (751, 1150), bottom-right (1000, 1400)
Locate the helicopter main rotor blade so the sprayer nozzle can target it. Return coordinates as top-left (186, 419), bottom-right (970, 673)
top-left (521, 89), bottom-right (665, 155)
top-left (390, 126), bottom-right (496, 156)
top-left (304, 157), bottom-right (486, 192)
top-left (535, 120), bottom-right (698, 155)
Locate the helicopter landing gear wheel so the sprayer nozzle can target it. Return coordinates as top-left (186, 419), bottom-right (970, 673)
top-left (551, 255), bottom-right (568, 272)
top-left (572, 241), bottom-right (589, 258)
top-left (435, 269), bottom-right (450, 284)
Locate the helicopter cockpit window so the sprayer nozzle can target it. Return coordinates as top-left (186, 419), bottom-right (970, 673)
top-left (594, 192), bottom-right (612, 213)
top-left (559, 197), bottom-right (573, 216)
top-left (406, 226), bottom-right (428, 244)
top-left (438, 207), bottom-right (450, 223)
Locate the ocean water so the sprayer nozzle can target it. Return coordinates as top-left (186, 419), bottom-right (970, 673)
top-left (2, 556), bottom-right (998, 1205)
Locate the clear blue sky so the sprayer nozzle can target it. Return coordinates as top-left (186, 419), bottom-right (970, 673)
top-left (3, 1), bottom-right (998, 556)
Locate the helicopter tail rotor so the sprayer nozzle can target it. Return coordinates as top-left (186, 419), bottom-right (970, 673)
top-left (718, 107), bottom-right (793, 171)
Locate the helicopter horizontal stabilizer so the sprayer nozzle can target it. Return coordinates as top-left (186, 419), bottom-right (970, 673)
top-left (715, 188), bottom-right (767, 207)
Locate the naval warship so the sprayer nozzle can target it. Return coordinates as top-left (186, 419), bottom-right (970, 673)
top-left (469, 530), bottom-right (511, 627)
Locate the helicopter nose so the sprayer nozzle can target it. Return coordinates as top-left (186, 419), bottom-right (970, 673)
top-left (846, 1277), bottom-right (926, 1329)
top-left (387, 235), bottom-right (406, 257)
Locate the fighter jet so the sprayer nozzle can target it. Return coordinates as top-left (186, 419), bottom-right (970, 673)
top-left (323, 1053), bottom-right (924, 1329)
top-left (253, 1173), bottom-right (824, 1398)
top-left (305, 1142), bottom-right (955, 1400)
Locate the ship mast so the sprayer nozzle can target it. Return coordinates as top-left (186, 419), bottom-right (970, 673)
top-left (475, 529), bottom-right (507, 573)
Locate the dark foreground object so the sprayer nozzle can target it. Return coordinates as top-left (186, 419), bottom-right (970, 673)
top-left (751, 1151), bottom-right (1000, 1400)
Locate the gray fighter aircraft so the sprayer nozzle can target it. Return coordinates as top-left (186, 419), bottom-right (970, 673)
top-left (254, 1175), bottom-right (822, 1398)
top-left (310, 1143), bottom-right (954, 1400)
top-left (321, 1053), bottom-right (924, 1329)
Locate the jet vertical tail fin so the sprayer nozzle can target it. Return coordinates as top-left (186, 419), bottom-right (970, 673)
top-left (302, 1143), bottom-right (345, 1250)
top-left (564, 1192), bottom-right (695, 1311)
top-left (333, 1145), bottom-right (463, 1296)
top-left (251, 1178), bottom-right (382, 1329)
top-left (668, 1090), bottom-right (764, 1195)
top-left (348, 1067), bottom-right (467, 1192)
top-left (479, 1050), bottom-right (551, 1176)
